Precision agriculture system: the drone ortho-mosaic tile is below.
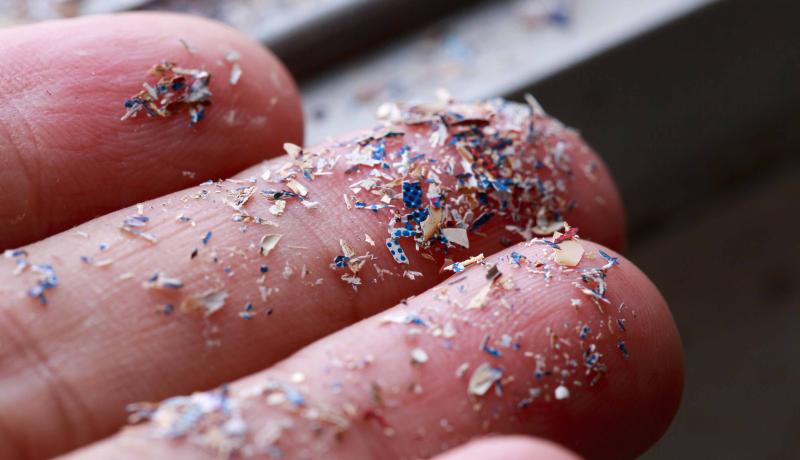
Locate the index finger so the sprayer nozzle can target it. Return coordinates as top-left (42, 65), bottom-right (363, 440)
top-left (0, 13), bottom-right (303, 249)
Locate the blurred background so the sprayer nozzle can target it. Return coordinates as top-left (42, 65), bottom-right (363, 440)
top-left (2, 0), bottom-right (798, 457)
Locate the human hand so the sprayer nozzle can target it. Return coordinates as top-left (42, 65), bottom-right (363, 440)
top-left (0, 13), bottom-right (683, 460)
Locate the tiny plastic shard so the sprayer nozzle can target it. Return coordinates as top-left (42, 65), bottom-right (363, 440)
top-left (120, 214), bottom-right (157, 243)
top-left (410, 347), bottom-right (429, 365)
top-left (420, 207), bottom-right (442, 241)
top-left (268, 200), bottom-right (286, 216)
top-left (466, 282), bottom-right (493, 310)
top-left (468, 362), bottom-right (502, 396)
top-left (444, 253), bottom-right (484, 272)
top-left (455, 362), bottom-right (470, 378)
top-left (283, 143), bottom-right (302, 160)
top-left (524, 92), bottom-right (546, 115)
top-left (385, 238), bottom-right (409, 265)
top-left (260, 234), bottom-right (282, 256)
top-left (229, 63), bottom-right (242, 85)
top-left (225, 50), bottom-right (241, 62)
top-left (143, 272), bottom-right (183, 290)
top-left (286, 179), bottom-right (308, 197)
top-left (441, 227), bottom-right (469, 248)
top-left (552, 231), bottom-right (584, 267)
top-left (554, 384), bottom-right (570, 400)
top-left (181, 290), bottom-right (228, 317)
top-left (178, 38), bottom-right (196, 54)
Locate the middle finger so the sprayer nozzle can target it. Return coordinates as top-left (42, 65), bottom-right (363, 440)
top-left (0, 99), bottom-right (624, 458)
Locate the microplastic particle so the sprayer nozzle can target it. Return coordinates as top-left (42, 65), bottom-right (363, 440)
top-left (468, 362), bottom-right (502, 396)
top-left (181, 290), bottom-right (228, 317)
top-left (410, 347), bottom-right (429, 364)
top-left (259, 234), bottom-right (283, 257)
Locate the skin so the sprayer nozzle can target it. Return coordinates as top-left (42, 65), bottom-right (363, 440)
top-left (0, 12), bottom-right (683, 460)
top-left (0, 13), bottom-right (303, 249)
top-left (431, 436), bottom-right (582, 460)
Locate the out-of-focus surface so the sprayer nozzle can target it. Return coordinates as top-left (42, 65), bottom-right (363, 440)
top-left (300, 0), bottom-right (715, 143)
top-left (0, 0), bottom-right (330, 31)
top-left (2, 0), bottom-right (799, 458)
top-left (636, 155), bottom-right (800, 460)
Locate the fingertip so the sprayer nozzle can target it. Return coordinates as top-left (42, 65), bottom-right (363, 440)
top-left (0, 12), bottom-right (303, 247)
top-left (542, 241), bottom-right (684, 458)
top-left (432, 436), bottom-right (582, 460)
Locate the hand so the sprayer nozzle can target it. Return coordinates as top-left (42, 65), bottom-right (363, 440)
top-left (0, 13), bottom-right (683, 460)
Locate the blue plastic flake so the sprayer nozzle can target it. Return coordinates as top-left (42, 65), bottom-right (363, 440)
top-left (260, 264), bottom-right (269, 273)
top-left (4, 249), bottom-right (27, 258)
top-left (149, 272), bottom-right (183, 289)
top-left (469, 212), bottom-right (494, 231)
top-left (567, 200), bottom-right (577, 211)
top-left (99, 243), bottom-right (109, 251)
top-left (35, 265), bottom-right (58, 288)
top-left (579, 325), bottom-right (590, 341)
top-left (27, 285), bottom-right (46, 305)
top-left (483, 344), bottom-right (502, 357)
top-left (510, 251), bottom-right (524, 266)
top-left (189, 106), bottom-right (205, 126)
top-left (406, 313), bottom-right (426, 325)
top-left (354, 202), bottom-right (391, 212)
top-left (333, 255), bottom-right (350, 268)
top-left (239, 303), bottom-right (256, 319)
top-left (406, 207), bottom-right (429, 223)
top-left (285, 388), bottom-right (305, 407)
top-left (385, 238), bottom-right (409, 264)
top-left (391, 228), bottom-right (415, 239)
top-left (617, 318), bottom-right (626, 332)
top-left (26, 264), bottom-right (58, 305)
top-left (583, 344), bottom-right (600, 369)
top-left (537, 239), bottom-right (561, 250)
top-left (124, 215), bottom-right (149, 227)
top-left (202, 231), bottom-right (212, 246)
top-left (618, 340), bottom-right (630, 359)
top-left (599, 250), bottom-right (620, 267)
top-left (371, 141), bottom-right (386, 161)
top-left (402, 181), bottom-right (423, 209)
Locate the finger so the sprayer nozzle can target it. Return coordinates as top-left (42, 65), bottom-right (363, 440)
top-left (0, 12), bottom-right (303, 249)
top-left (0, 100), bottom-right (624, 458)
top-left (66, 240), bottom-right (683, 460)
top-left (432, 436), bottom-right (581, 460)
